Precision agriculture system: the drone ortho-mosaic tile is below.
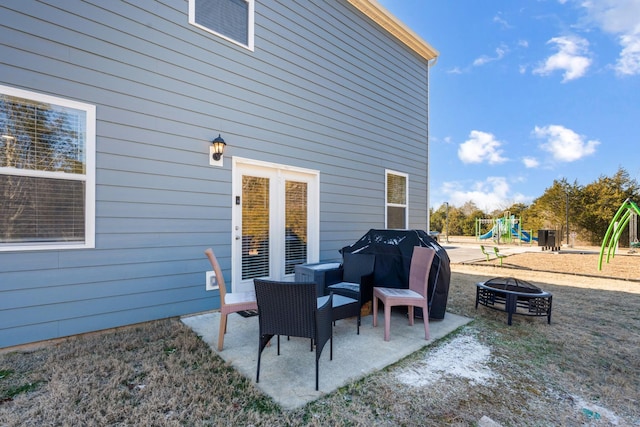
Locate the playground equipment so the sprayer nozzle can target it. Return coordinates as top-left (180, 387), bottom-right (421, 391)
top-left (480, 245), bottom-right (492, 261)
top-left (476, 213), bottom-right (536, 244)
top-left (492, 247), bottom-right (507, 266)
top-left (598, 198), bottom-right (640, 270)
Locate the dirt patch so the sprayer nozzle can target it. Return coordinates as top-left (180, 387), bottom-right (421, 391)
top-left (395, 334), bottom-right (495, 387)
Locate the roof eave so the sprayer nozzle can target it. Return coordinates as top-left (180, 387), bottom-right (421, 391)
top-left (347, 0), bottom-right (439, 62)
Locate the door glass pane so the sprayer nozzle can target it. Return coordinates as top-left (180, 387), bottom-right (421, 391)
top-left (285, 180), bottom-right (307, 274)
top-left (242, 176), bottom-right (269, 279)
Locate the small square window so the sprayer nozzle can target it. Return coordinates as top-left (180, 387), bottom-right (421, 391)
top-left (189, 0), bottom-right (255, 51)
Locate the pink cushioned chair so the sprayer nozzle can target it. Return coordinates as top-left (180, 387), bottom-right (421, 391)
top-left (205, 248), bottom-right (258, 351)
top-left (372, 246), bottom-right (436, 341)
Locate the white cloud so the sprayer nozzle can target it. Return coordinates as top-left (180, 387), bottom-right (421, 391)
top-left (533, 125), bottom-right (599, 162)
top-left (580, 0), bottom-right (640, 75)
top-left (493, 13), bottom-right (512, 29)
top-left (615, 32), bottom-right (640, 75)
top-left (447, 66), bottom-right (463, 74)
top-left (440, 177), bottom-right (531, 212)
top-left (522, 157), bottom-right (540, 168)
top-left (533, 35), bottom-right (592, 82)
top-left (473, 45), bottom-right (508, 66)
top-left (458, 131), bottom-right (508, 165)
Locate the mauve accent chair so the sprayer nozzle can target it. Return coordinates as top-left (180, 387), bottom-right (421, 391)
top-left (372, 246), bottom-right (435, 341)
top-left (204, 248), bottom-right (257, 351)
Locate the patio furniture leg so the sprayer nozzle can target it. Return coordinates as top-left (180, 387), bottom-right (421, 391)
top-left (330, 330), bottom-right (333, 360)
top-left (256, 348), bottom-right (262, 382)
top-left (256, 334), bottom-right (271, 384)
top-left (217, 313), bottom-right (228, 352)
top-left (383, 303), bottom-right (392, 342)
top-left (422, 305), bottom-right (430, 340)
top-left (372, 294), bottom-right (379, 327)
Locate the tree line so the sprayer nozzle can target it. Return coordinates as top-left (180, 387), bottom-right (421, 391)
top-left (430, 167), bottom-right (640, 246)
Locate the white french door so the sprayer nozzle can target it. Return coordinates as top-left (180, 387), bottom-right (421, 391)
top-left (232, 158), bottom-right (319, 292)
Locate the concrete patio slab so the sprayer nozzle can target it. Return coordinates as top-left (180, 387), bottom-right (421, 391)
top-left (182, 310), bottom-right (472, 409)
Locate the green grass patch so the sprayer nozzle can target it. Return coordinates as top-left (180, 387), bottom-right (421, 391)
top-left (0, 370), bottom-right (14, 380)
top-left (2, 380), bottom-right (43, 400)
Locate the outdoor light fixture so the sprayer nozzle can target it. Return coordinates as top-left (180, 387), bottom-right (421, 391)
top-left (211, 134), bottom-right (226, 161)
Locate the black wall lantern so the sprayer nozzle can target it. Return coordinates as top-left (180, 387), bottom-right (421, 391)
top-left (211, 134), bottom-right (226, 161)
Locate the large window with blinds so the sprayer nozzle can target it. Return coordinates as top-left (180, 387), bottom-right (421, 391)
top-left (0, 85), bottom-right (96, 251)
top-left (386, 170), bottom-right (408, 229)
top-left (189, 0), bottom-right (255, 51)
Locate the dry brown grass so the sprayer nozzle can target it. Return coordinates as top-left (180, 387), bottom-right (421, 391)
top-left (1, 252), bottom-right (639, 426)
top-left (478, 250), bottom-right (640, 281)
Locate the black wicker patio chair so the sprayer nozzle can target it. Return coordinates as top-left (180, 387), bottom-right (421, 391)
top-left (254, 279), bottom-right (333, 391)
top-left (324, 252), bottom-right (375, 334)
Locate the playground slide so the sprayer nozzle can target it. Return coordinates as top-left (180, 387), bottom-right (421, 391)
top-left (478, 228), bottom-right (494, 240)
top-left (511, 227), bottom-right (530, 242)
top-left (511, 224), bottom-right (536, 242)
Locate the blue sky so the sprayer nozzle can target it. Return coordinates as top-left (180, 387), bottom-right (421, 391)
top-left (377, 0), bottom-right (640, 212)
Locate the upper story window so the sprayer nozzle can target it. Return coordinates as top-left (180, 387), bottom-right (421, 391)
top-left (189, 0), bottom-right (255, 51)
top-left (0, 85), bottom-right (96, 251)
top-left (386, 170), bottom-right (408, 229)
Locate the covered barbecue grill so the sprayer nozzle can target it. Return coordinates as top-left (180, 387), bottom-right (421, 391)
top-left (340, 229), bottom-right (451, 319)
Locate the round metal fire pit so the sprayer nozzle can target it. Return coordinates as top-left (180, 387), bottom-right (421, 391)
top-left (475, 277), bottom-right (552, 325)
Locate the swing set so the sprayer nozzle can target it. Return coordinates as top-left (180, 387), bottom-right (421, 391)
top-left (598, 198), bottom-right (640, 270)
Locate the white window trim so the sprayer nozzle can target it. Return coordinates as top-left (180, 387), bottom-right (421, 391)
top-left (0, 84), bottom-right (96, 252)
top-left (385, 169), bottom-right (409, 229)
top-left (188, 0), bottom-right (255, 51)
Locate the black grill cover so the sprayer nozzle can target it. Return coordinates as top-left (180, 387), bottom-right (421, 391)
top-left (340, 229), bottom-right (451, 319)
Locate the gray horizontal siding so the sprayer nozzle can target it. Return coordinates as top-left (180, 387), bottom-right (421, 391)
top-left (0, 0), bottom-right (430, 347)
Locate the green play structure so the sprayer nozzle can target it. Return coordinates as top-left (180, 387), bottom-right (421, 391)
top-left (475, 213), bottom-right (535, 244)
top-left (598, 198), bottom-right (640, 270)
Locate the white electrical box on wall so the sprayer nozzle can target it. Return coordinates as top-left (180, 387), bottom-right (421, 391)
top-left (205, 270), bottom-right (219, 291)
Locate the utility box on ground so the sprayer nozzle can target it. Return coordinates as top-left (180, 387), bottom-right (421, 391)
top-left (538, 229), bottom-right (560, 251)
